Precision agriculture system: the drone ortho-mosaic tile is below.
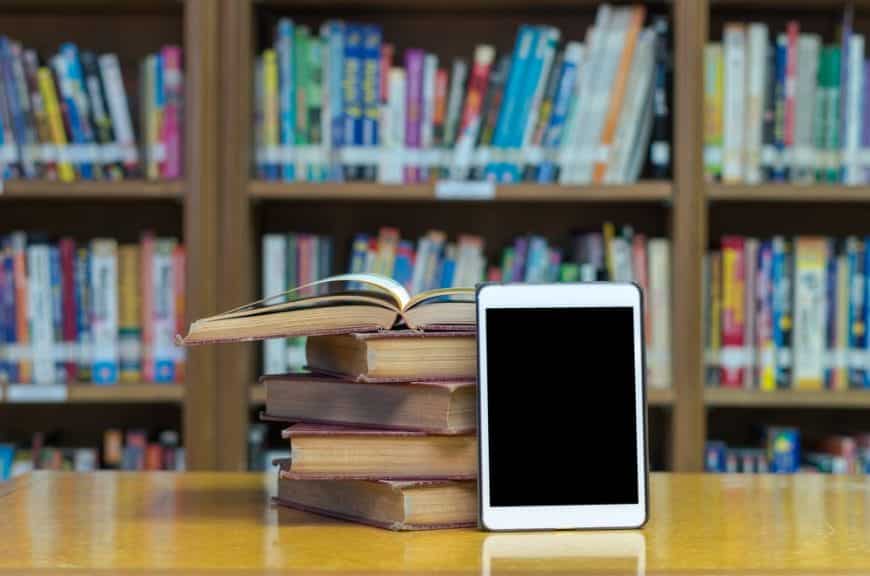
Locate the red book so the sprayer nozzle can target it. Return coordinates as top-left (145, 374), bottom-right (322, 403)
top-left (145, 444), bottom-right (163, 470)
top-left (59, 237), bottom-right (77, 382)
top-left (720, 236), bottom-right (746, 388)
top-left (380, 43), bottom-right (393, 103)
top-left (784, 21), bottom-right (799, 150)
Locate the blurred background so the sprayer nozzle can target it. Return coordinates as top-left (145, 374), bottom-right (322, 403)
top-left (0, 0), bottom-right (868, 480)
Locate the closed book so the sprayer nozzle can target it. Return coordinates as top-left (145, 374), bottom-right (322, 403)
top-left (306, 330), bottom-right (475, 382)
top-left (90, 239), bottom-right (119, 385)
top-left (276, 477), bottom-right (475, 531)
top-left (280, 424), bottom-right (476, 479)
top-left (703, 43), bottom-right (723, 181)
top-left (720, 236), bottom-right (746, 388)
top-left (772, 236), bottom-right (793, 389)
top-left (118, 244), bottom-right (142, 383)
top-left (160, 45), bottom-right (183, 179)
top-left (793, 237), bottom-right (827, 390)
top-left (722, 24), bottom-right (745, 183)
top-left (792, 34), bottom-right (820, 184)
top-left (262, 373), bottom-right (474, 433)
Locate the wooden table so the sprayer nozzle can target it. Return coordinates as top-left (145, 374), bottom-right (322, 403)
top-left (0, 472), bottom-right (868, 573)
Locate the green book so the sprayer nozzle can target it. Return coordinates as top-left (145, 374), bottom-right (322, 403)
top-left (813, 47), bottom-right (829, 182)
top-left (559, 263), bottom-right (581, 282)
top-left (500, 247), bottom-right (515, 282)
top-left (825, 46), bottom-right (841, 183)
top-left (294, 27), bottom-right (310, 179)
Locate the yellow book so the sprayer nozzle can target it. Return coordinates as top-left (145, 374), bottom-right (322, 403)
top-left (834, 253), bottom-right (849, 391)
top-left (263, 49), bottom-right (278, 173)
top-left (141, 55), bottom-right (159, 179)
top-left (37, 68), bottom-right (75, 182)
top-left (793, 238), bottom-right (827, 390)
top-left (118, 244), bottom-right (142, 383)
top-left (704, 43), bottom-right (723, 182)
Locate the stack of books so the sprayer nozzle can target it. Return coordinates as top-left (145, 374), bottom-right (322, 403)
top-left (183, 273), bottom-right (478, 529)
top-left (705, 7), bottom-right (870, 185)
top-left (254, 5), bottom-right (671, 184)
top-left (0, 36), bottom-right (183, 183)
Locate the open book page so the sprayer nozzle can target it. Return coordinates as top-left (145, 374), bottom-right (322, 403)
top-left (406, 287), bottom-right (476, 310)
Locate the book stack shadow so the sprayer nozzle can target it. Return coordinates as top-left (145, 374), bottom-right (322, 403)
top-left (264, 330), bottom-right (477, 530)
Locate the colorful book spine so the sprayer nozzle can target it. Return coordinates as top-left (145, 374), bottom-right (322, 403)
top-left (118, 244), bottom-right (141, 383)
top-left (307, 35), bottom-right (324, 181)
top-left (783, 21), bottom-right (799, 175)
top-left (90, 239), bottom-right (119, 385)
top-left (80, 51), bottom-right (121, 180)
top-left (771, 35), bottom-right (788, 181)
top-left (151, 239), bottom-right (176, 383)
top-left (277, 18), bottom-right (296, 182)
top-left (403, 48), bottom-right (424, 183)
top-left (649, 16), bottom-right (671, 179)
top-left (704, 43), bottom-right (724, 181)
top-left (325, 21), bottom-right (344, 182)
top-left (343, 25), bottom-right (364, 181)
top-left (793, 238), bottom-right (827, 390)
top-left (99, 53), bottom-right (139, 176)
top-left (722, 24), bottom-right (746, 183)
top-left (721, 236), bottom-right (746, 388)
top-left (420, 53), bottom-right (437, 182)
top-left (772, 237), bottom-right (793, 389)
top-left (757, 241), bottom-right (776, 390)
top-left (160, 45), bottom-right (183, 179)
top-left (847, 237), bottom-right (865, 388)
top-left (361, 26), bottom-right (381, 182)
top-left (293, 26), bottom-right (310, 180)
top-left (262, 49), bottom-right (279, 180)
top-left (824, 47), bottom-right (842, 183)
top-left (59, 238), bottom-right (77, 383)
top-left (49, 246), bottom-right (64, 382)
top-left (539, 43), bottom-right (582, 183)
top-left (172, 244), bottom-right (186, 382)
top-left (140, 232), bottom-right (155, 383)
top-left (834, 248), bottom-right (849, 390)
top-left (262, 234), bottom-right (287, 375)
top-left (74, 247), bottom-right (90, 382)
top-left (450, 45), bottom-right (494, 181)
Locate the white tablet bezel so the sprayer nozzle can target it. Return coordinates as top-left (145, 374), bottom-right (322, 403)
top-left (476, 282), bottom-right (648, 531)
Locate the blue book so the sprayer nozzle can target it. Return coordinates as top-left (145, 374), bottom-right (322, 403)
top-left (277, 18), bottom-right (296, 182)
top-left (863, 237), bottom-right (870, 389)
top-left (439, 256), bottom-right (455, 288)
top-left (51, 53), bottom-right (93, 179)
top-left (74, 247), bottom-right (91, 382)
top-left (49, 246), bottom-right (65, 383)
top-left (343, 24), bottom-right (364, 180)
top-left (0, 237), bottom-right (8, 384)
top-left (771, 36), bottom-right (788, 182)
top-left (393, 241), bottom-right (414, 287)
top-left (0, 37), bottom-right (33, 178)
top-left (486, 26), bottom-right (536, 181)
top-left (325, 21), bottom-right (345, 181)
top-left (503, 26), bottom-right (550, 182)
top-left (825, 239), bottom-right (839, 389)
top-left (60, 44), bottom-right (97, 169)
top-left (361, 25), bottom-right (381, 182)
top-left (771, 237), bottom-right (793, 389)
top-left (847, 237), bottom-right (865, 388)
top-left (0, 444), bottom-right (14, 481)
top-left (538, 46), bottom-right (580, 183)
top-left (4, 237), bottom-right (19, 383)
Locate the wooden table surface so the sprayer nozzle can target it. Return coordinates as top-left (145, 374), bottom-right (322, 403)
top-left (0, 472), bottom-right (868, 574)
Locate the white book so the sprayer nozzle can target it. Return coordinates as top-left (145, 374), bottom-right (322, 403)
top-left (27, 244), bottom-right (54, 385)
top-left (442, 59), bottom-right (467, 149)
top-left (420, 53), bottom-right (438, 181)
top-left (90, 239), bottom-right (119, 385)
top-left (648, 238), bottom-right (671, 389)
top-left (450, 45), bottom-right (494, 181)
top-left (555, 42), bottom-right (586, 183)
top-left (744, 24), bottom-right (768, 184)
top-left (576, 6), bottom-right (625, 184)
top-left (844, 34), bottom-right (865, 185)
top-left (606, 28), bottom-right (656, 183)
top-left (151, 239), bottom-right (176, 383)
top-left (611, 237), bottom-right (633, 282)
top-left (723, 24), bottom-right (746, 183)
top-left (520, 27), bottom-right (560, 170)
top-left (792, 34), bottom-right (820, 184)
top-left (98, 54), bottom-right (139, 166)
top-left (410, 236), bottom-right (432, 295)
top-left (262, 235), bottom-right (287, 375)
top-left (379, 68), bottom-right (406, 184)
top-left (743, 238), bottom-right (759, 389)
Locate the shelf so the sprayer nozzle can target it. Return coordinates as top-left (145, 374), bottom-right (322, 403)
top-left (708, 184), bottom-right (870, 203)
top-left (1, 180), bottom-right (184, 201)
top-left (249, 384), bottom-right (675, 406)
top-left (2, 383), bottom-right (184, 404)
top-left (705, 388), bottom-right (870, 409)
top-left (249, 181), bottom-right (672, 203)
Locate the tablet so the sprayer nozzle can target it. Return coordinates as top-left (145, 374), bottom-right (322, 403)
top-left (476, 282), bottom-right (648, 531)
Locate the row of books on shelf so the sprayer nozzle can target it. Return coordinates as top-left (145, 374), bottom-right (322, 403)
top-left (705, 428), bottom-right (870, 475)
top-left (0, 429), bottom-right (184, 481)
top-left (0, 232), bottom-right (185, 386)
top-left (0, 36), bottom-right (182, 184)
top-left (254, 5), bottom-right (671, 185)
top-left (261, 225), bottom-right (671, 387)
top-left (705, 235), bottom-right (870, 391)
top-left (705, 9), bottom-right (870, 186)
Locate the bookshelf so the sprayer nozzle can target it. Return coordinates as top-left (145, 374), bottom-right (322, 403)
top-left (0, 0), bottom-right (220, 470)
top-left (8, 0), bottom-right (868, 474)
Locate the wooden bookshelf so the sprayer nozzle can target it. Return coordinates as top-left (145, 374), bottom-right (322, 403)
top-left (1, 383), bottom-right (184, 404)
top-left (249, 181), bottom-right (673, 202)
top-left (248, 384), bottom-right (676, 407)
top-left (708, 184), bottom-right (870, 202)
top-left (1, 180), bottom-right (184, 200)
top-left (706, 388), bottom-right (870, 409)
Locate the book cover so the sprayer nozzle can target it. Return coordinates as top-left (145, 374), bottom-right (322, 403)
top-left (722, 24), bottom-right (746, 183)
top-left (277, 18), bottom-right (296, 182)
top-left (90, 239), bottom-right (119, 385)
top-left (720, 236), bottom-right (746, 388)
top-left (793, 238), bottom-right (827, 390)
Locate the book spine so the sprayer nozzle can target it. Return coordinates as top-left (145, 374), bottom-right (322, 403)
top-left (49, 246), bottom-right (64, 382)
top-left (90, 239), bottom-right (119, 385)
top-left (847, 237), bottom-right (865, 388)
top-left (450, 45), bottom-right (494, 181)
top-left (771, 35), bottom-right (788, 181)
top-left (262, 49), bottom-right (279, 180)
top-left (380, 67), bottom-right (405, 184)
top-left (172, 244), bottom-right (185, 382)
top-left (433, 67), bottom-right (448, 150)
top-left (720, 236), bottom-right (746, 388)
top-left (360, 26), bottom-right (381, 182)
top-left (761, 42), bottom-right (777, 181)
top-left (343, 25), bottom-right (363, 181)
top-left (835, 250), bottom-right (849, 390)
top-left (151, 52), bottom-right (164, 179)
top-left (9, 42), bottom-right (39, 178)
top-left (118, 244), bottom-right (141, 383)
top-left (160, 45), bottom-right (183, 179)
top-left (745, 24), bottom-right (768, 184)
top-left (60, 43), bottom-right (97, 179)
top-left (825, 239), bottom-right (839, 389)
top-left (783, 21), bottom-right (798, 177)
top-left (81, 51), bottom-right (121, 180)
top-left (539, 43), bottom-right (582, 183)
top-left (151, 239), bottom-right (175, 383)
top-left (792, 35), bottom-right (820, 184)
top-left (743, 239), bottom-right (758, 389)
top-left (649, 17), bottom-right (671, 179)
top-left (523, 48), bottom-right (562, 182)
top-left (844, 35), bottom-right (864, 185)
top-left (140, 232), bottom-right (154, 382)
top-left (74, 247), bottom-right (90, 382)
top-left (420, 53), bottom-right (437, 182)
top-left (25, 243), bottom-right (51, 384)
top-left (813, 47), bottom-right (829, 183)
top-left (277, 18), bottom-right (296, 182)
top-left (326, 21), bottom-right (344, 182)
top-left (757, 241), bottom-right (775, 390)
top-left (722, 24), bottom-right (745, 183)
top-left (793, 237), bottom-right (827, 390)
top-left (863, 61), bottom-right (870, 184)
top-left (59, 238), bottom-right (77, 382)
top-left (404, 48), bottom-right (424, 183)
top-left (649, 238), bottom-right (670, 389)
top-left (98, 54), bottom-right (139, 176)
top-left (262, 234), bottom-right (288, 375)
top-left (772, 236), bottom-right (793, 389)
top-left (825, 47), bottom-right (842, 183)
top-left (0, 40), bottom-right (22, 180)
top-left (294, 27), bottom-right (310, 181)
top-left (515, 27), bottom-right (559, 183)
top-left (704, 43), bottom-right (723, 181)
top-left (442, 59), bottom-right (467, 151)
top-left (23, 50), bottom-right (51, 178)
top-left (472, 55), bottom-right (508, 181)
top-left (308, 35), bottom-right (324, 181)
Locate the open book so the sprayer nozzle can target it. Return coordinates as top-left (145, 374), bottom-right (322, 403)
top-left (180, 273), bottom-right (476, 345)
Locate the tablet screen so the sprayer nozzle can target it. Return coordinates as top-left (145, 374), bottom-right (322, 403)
top-left (485, 306), bottom-right (640, 507)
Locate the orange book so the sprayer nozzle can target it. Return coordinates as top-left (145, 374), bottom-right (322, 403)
top-left (592, 6), bottom-right (646, 183)
top-left (145, 444), bottom-right (163, 470)
top-left (12, 234), bottom-right (31, 383)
